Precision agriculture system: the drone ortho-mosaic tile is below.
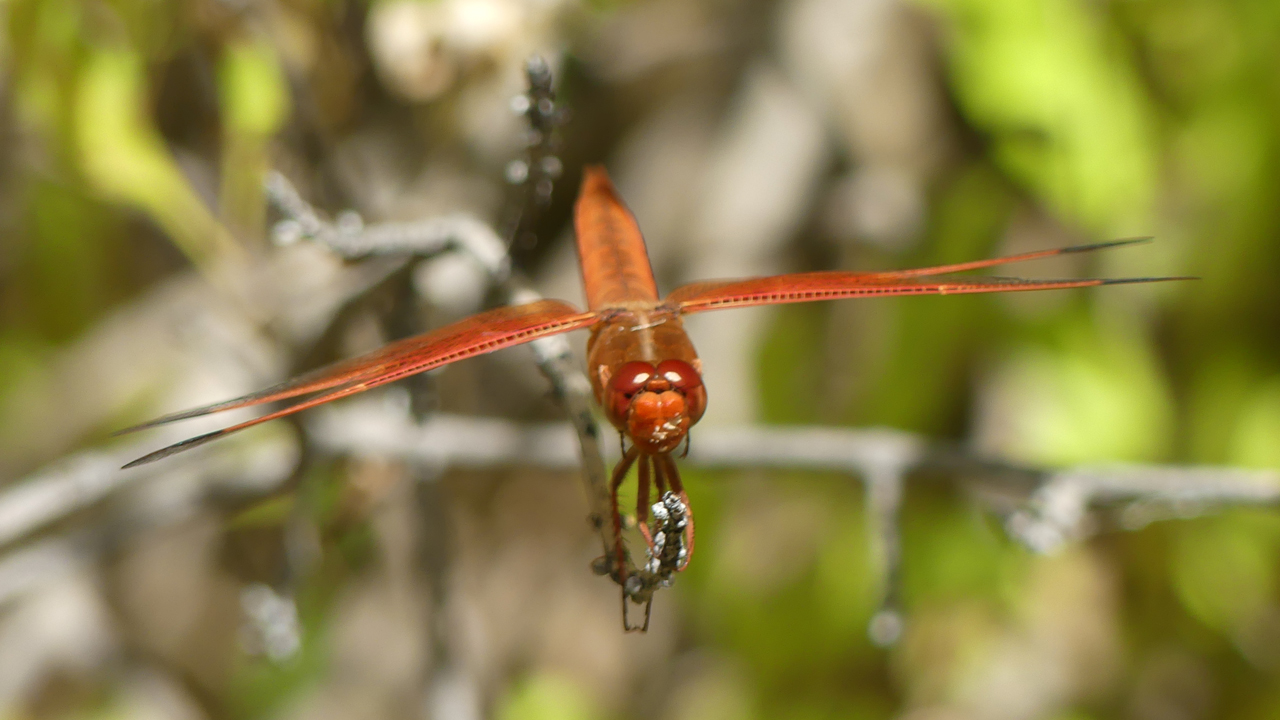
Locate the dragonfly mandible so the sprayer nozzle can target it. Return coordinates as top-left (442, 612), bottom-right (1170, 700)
top-left (121, 166), bottom-right (1185, 629)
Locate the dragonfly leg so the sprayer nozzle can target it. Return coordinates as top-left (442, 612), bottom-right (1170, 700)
top-left (609, 446), bottom-right (640, 582)
top-left (636, 455), bottom-right (654, 551)
top-left (652, 454), bottom-right (669, 495)
top-left (611, 447), bottom-right (652, 632)
top-left (620, 594), bottom-right (653, 633)
top-left (620, 591), bottom-right (636, 632)
top-left (660, 454), bottom-right (695, 571)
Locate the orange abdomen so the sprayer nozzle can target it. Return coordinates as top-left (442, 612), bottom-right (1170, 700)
top-left (574, 167), bottom-right (660, 311)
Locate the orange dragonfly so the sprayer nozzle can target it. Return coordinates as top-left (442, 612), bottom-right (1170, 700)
top-left (122, 166), bottom-right (1183, 627)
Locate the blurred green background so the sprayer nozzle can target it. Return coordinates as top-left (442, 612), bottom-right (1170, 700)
top-left (0, 0), bottom-right (1278, 718)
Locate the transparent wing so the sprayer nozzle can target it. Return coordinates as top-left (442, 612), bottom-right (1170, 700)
top-left (121, 300), bottom-right (598, 467)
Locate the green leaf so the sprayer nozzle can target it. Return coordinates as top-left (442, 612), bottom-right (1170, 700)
top-left (1171, 515), bottom-right (1279, 634)
top-left (918, 0), bottom-right (1158, 234)
top-left (979, 322), bottom-right (1175, 466)
top-left (497, 673), bottom-right (598, 720)
top-left (220, 40), bottom-right (290, 137)
top-left (1228, 378), bottom-right (1280, 470)
top-left (75, 48), bottom-right (239, 267)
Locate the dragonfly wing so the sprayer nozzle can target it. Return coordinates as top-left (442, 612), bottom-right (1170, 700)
top-left (117, 355), bottom-right (403, 434)
top-left (574, 166), bottom-right (660, 310)
top-left (668, 238), bottom-right (1184, 312)
top-left (123, 380), bottom-right (390, 468)
top-left (122, 299), bottom-right (598, 467)
top-left (668, 271), bottom-right (1188, 314)
top-left (878, 237), bottom-right (1152, 278)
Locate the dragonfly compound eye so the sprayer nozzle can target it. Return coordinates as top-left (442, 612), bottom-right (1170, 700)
top-left (655, 360), bottom-right (702, 391)
top-left (656, 359), bottom-right (706, 424)
top-left (611, 361), bottom-right (655, 396)
top-left (606, 361), bottom-right (656, 428)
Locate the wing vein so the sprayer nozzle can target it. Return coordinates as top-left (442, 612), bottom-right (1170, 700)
top-left (120, 300), bottom-right (597, 467)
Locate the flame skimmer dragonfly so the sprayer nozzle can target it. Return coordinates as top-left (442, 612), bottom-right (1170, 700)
top-left (122, 167), bottom-right (1182, 628)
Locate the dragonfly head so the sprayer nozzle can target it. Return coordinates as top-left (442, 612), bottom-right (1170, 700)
top-left (604, 359), bottom-right (706, 454)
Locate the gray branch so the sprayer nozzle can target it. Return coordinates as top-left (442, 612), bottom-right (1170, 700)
top-left (0, 436), bottom-right (295, 551)
top-left (296, 399), bottom-right (1280, 641)
top-left (264, 172), bottom-right (511, 283)
top-left (5, 397), bottom-right (1280, 644)
top-left (1003, 464), bottom-right (1280, 553)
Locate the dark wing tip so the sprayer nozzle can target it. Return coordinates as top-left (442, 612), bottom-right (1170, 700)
top-left (1099, 275), bottom-right (1198, 285)
top-left (114, 412), bottom-right (201, 438)
top-left (112, 398), bottom-right (253, 437)
top-left (1059, 237), bottom-right (1154, 254)
top-left (121, 429), bottom-right (228, 469)
top-left (113, 419), bottom-right (167, 438)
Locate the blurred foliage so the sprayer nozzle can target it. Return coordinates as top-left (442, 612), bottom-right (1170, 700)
top-left (496, 672), bottom-right (597, 720)
top-left (922, 0), bottom-right (1159, 235)
top-left (0, 0), bottom-right (1279, 718)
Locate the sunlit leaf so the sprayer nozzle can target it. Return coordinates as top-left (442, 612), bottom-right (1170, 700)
top-left (918, 0), bottom-right (1158, 234)
top-left (220, 40), bottom-right (291, 137)
top-left (75, 48), bottom-right (240, 268)
top-left (1171, 515), bottom-right (1278, 635)
top-left (1228, 378), bottom-right (1280, 470)
top-left (497, 673), bottom-right (598, 720)
top-left (218, 39), bottom-right (291, 240)
top-left (976, 321), bottom-right (1175, 466)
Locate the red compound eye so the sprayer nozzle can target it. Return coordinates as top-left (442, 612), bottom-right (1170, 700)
top-left (610, 362), bottom-right (655, 396)
top-left (605, 361), bottom-right (655, 429)
top-left (656, 359), bottom-right (702, 391)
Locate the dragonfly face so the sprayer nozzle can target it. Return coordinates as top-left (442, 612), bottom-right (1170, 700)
top-left (603, 358), bottom-right (707, 454)
top-left (585, 305), bottom-right (707, 455)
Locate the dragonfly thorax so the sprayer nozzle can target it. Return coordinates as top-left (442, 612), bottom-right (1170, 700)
top-left (603, 359), bottom-right (707, 454)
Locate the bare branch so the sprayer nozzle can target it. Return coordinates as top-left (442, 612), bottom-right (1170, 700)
top-left (520, 305), bottom-right (619, 573)
top-left (1003, 464), bottom-right (1280, 553)
top-left (298, 399), bottom-right (1280, 635)
top-left (0, 450), bottom-right (142, 548)
top-left (6, 394), bottom-right (1280, 646)
top-left (264, 172), bottom-right (512, 283)
top-left (0, 435), bottom-right (295, 551)
top-left (300, 403), bottom-right (1280, 521)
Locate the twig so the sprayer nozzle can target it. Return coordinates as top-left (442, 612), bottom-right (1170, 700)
top-left (302, 400), bottom-right (1277, 516)
top-left (6, 397), bottom-right (1280, 642)
top-left (517, 290), bottom-right (620, 575)
top-left (297, 399), bottom-right (1280, 637)
top-left (498, 58), bottom-right (632, 592)
top-left (1002, 464), bottom-right (1280, 553)
top-left (503, 55), bottom-right (566, 253)
top-left (0, 450), bottom-right (142, 548)
top-left (0, 447), bottom-right (294, 608)
top-left (265, 172), bottom-right (511, 282)
top-left (261, 58), bottom-right (631, 597)
top-left (0, 434), bottom-right (296, 551)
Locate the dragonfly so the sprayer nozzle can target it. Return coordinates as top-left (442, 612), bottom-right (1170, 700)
top-left (122, 166), bottom-right (1184, 629)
